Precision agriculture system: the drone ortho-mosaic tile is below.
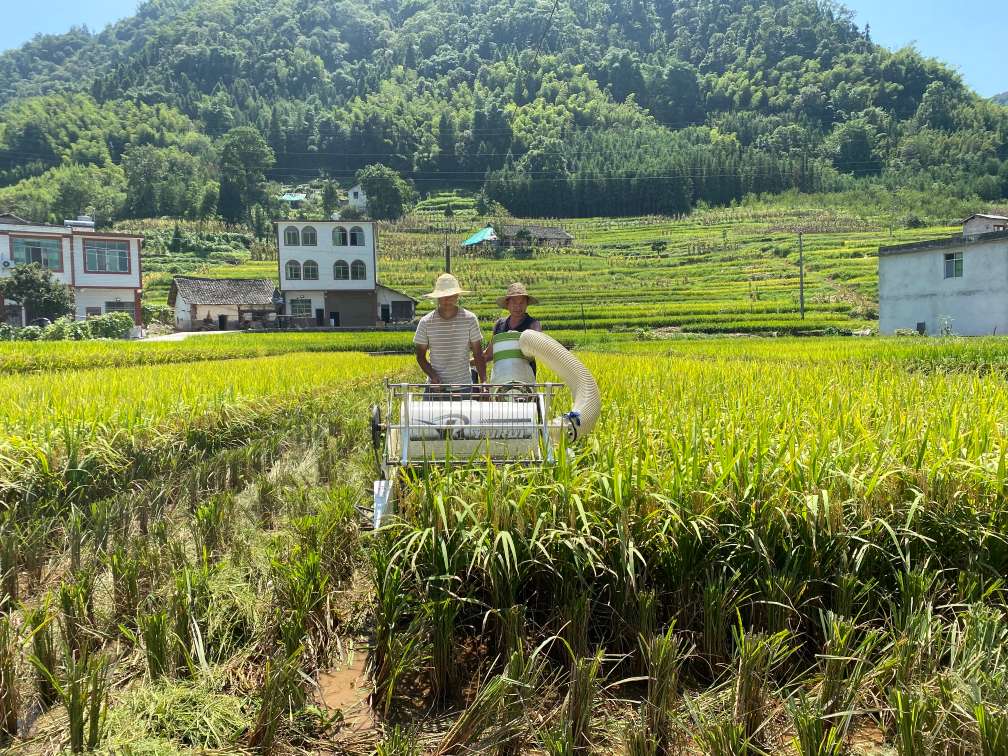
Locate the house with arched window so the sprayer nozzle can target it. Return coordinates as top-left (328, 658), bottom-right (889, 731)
top-left (273, 219), bottom-right (415, 327)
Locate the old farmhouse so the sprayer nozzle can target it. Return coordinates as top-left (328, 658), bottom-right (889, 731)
top-left (169, 276), bottom-right (279, 330)
top-left (499, 224), bottom-right (573, 248)
top-left (1, 213), bottom-right (144, 325)
top-left (275, 220), bottom-right (416, 327)
top-left (879, 218), bottom-right (1008, 336)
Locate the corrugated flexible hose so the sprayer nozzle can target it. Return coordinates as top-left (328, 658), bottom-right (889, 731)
top-left (518, 330), bottom-right (601, 441)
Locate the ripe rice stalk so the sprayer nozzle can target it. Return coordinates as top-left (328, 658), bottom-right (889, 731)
top-left (0, 618), bottom-right (18, 744)
top-left (24, 603), bottom-right (60, 708)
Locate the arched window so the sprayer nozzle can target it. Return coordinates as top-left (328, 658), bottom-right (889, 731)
top-left (301, 226), bottom-right (317, 246)
top-left (284, 226), bottom-right (300, 246)
top-left (334, 260), bottom-right (349, 280)
top-left (351, 260), bottom-right (366, 280)
top-left (349, 226), bottom-right (365, 246)
top-left (333, 226), bottom-right (348, 246)
top-left (285, 260), bottom-right (301, 280)
top-left (302, 260), bottom-right (319, 280)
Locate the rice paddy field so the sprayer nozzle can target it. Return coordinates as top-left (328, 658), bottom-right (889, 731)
top-left (2, 331), bottom-right (1008, 755)
top-left (143, 200), bottom-right (959, 336)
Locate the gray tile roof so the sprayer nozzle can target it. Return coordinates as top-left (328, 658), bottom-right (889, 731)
top-left (169, 276), bottom-right (277, 306)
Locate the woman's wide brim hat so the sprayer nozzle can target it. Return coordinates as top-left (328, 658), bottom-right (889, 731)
top-left (424, 273), bottom-right (470, 299)
top-left (497, 282), bottom-right (539, 308)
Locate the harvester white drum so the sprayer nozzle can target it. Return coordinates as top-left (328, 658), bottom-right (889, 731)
top-left (370, 330), bottom-right (600, 526)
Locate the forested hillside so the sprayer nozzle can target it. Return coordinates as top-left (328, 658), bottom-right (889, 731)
top-left (0, 0), bottom-right (1006, 222)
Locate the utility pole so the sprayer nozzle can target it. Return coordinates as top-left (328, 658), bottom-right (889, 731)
top-left (798, 232), bottom-right (805, 320)
top-left (444, 231), bottom-right (451, 274)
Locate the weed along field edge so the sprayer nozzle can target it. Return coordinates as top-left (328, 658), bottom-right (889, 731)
top-left (2, 336), bottom-right (1008, 754)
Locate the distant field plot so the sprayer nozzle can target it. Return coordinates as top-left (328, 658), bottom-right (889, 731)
top-left (144, 201), bottom-right (951, 335)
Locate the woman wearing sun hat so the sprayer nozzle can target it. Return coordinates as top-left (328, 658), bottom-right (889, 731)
top-left (484, 282), bottom-right (542, 382)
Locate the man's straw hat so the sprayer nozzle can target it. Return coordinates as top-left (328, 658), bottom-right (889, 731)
top-left (497, 282), bottom-right (539, 309)
top-left (424, 273), bottom-right (470, 299)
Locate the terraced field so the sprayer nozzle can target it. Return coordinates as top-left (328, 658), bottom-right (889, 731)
top-left (143, 201), bottom-right (954, 335)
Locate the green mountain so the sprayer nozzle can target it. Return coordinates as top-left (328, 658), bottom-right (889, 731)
top-left (0, 0), bottom-right (1006, 223)
top-left (994, 92), bottom-right (1008, 106)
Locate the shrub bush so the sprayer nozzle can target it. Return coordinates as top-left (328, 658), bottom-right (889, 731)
top-left (89, 312), bottom-right (135, 339)
top-left (0, 324), bottom-right (14, 341)
top-left (16, 325), bottom-right (43, 341)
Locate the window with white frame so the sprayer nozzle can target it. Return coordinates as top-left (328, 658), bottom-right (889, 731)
top-left (12, 237), bottom-right (62, 270)
top-left (84, 239), bottom-right (129, 273)
top-left (334, 260), bottom-right (349, 280)
top-left (303, 260), bottom-right (319, 280)
top-left (944, 251), bottom-right (963, 279)
top-left (351, 259), bottom-right (366, 280)
top-left (284, 226), bottom-right (300, 246)
top-left (301, 226), bottom-right (317, 246)
top-left (285, 260), bottom-right (302, 280)
top-left (349, 226), bottom-right (365, 246)
top-left (333, 226), bottom-right (348, 246)
top-left (289, 298), bottom-right (312, 317)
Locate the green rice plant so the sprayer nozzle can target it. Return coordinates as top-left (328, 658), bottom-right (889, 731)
top-left (788, 694), bottom-right (846, 756)
top-left (558, 590), bottom-right (591, 661)
top-left (639, 623), bottom-right (692, 753)
top-left (24, 603), bottom-right (59, 708)
top-left (139, 610), bottom-right (172, 680)
top-left (247, 651), bottom-right (308, 754)
top-left (692, 717), bottom-right (753, 756)
top-left (59, 570), bottom-right (97, 657)
top-left (57, 647), bottom-right (111, 753)
top-left (974, 703), bottom-right (1008, 756)
top-left (106, 545), bottom-right (142, 628)
top-left (272, 545), bottom-right (332, 664)
top-left (369, 542), bottom-right (419, 715)
top-left (731, 625), bottom-right (793, 746)
top-left (67, 507), bottom-right (85, 573)
top-left (376, 726), bottom-right (422, 756)
top-left (0, 618), bottom-right (17, 744)
top-left (703, 572), bottom-right (743, 675)
top-left (254, 475), bottom-right (282, 529)
top-left (499, 604), bottom-right (527, 659)
top-left (562, 652), bottom-right (603, 754)
top-left (429, 598), bottom-right (460, 705)
top-left (623, 726), bottom-right (659, 756)
top-left (192, 493), bottom-right (235, 559)
top-left (890, 688), bottom-right (935, 756)
top-left (812, 611), bottom-right (881, 744)
top-left (0, 524), bottom-right (16, 612)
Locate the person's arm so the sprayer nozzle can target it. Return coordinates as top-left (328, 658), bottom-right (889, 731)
top-left (529, 318), bottom-right (542, 332)
top-left (470, 340), bottom-right (487, 384)
top-left (415, 345), bottom-right (441, 384)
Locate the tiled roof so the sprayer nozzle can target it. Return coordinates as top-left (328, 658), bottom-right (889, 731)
top-left (169, 276), bottom-right (277, 306)
top-left (500, 224), bottom-right (573, 240)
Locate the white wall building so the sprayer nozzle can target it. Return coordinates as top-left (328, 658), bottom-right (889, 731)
top-left (0, 213), bottom-right (143, 325)
top-left (169, 276), bottom-right (278, 331)
top-left (346, 184), bottom-right (368, 213)
top-left (274, 219), bottom-right (415, 327)
top-left (879, 226), bottom-right (1008, 336)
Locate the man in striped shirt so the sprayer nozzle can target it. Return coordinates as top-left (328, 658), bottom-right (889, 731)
top-left (414, 273), bottom-right (486, 389)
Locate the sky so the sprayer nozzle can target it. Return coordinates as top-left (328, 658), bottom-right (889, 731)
top-left (0, 0), bottom-right (1004, 98)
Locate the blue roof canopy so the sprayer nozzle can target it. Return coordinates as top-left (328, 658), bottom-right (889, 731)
top-left (462, 225), bottom-right (498, 246)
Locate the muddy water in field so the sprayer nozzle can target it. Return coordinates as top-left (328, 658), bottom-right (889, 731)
top-left (316, 641), bottom-right (375, 732)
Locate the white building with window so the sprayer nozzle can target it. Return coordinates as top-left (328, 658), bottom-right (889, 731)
top-left (879, 222), bottom-right (1008, 336)
top-left (0, 213), bottom-right (143, 325)
top-left (274, 219), bottom-right (415, 327)
top-left (346, 184), bottom-right (368, 213)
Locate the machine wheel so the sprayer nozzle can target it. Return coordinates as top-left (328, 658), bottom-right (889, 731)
top-left (370, 403), bottom-right (384, 471)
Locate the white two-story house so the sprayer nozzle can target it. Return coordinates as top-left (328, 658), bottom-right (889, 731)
top-left (275, 219), bottom-right (415, 327)
top-left (0, 213), bottom-right (144, 325)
